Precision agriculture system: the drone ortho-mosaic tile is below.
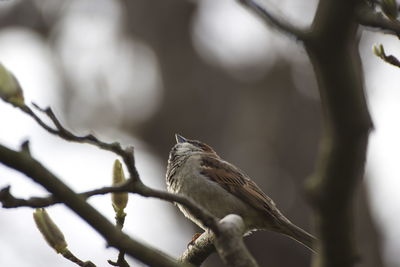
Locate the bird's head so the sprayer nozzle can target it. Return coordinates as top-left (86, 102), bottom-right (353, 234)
top-left (172, 134), bottom-right (217, 157)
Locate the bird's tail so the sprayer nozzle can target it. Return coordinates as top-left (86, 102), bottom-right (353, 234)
top-left (280, 221), bottom-right (317, 253)
top-left (269, 209), bottom-right (316, 252)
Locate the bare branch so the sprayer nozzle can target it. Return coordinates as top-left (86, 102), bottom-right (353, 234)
top-left (0, 181), bottom-right (221, 235)
top-left (237, 0), bottom-right (308, 40)
top-left (179, 215), bottom-right (259, 267)
top-left (19, 103), bottom-right (139, 181)
top-left (178, 233), bottom-right (215, 266)
top-left (214, 215), bottom-right (259, 267)
top-left (0, 144), bottom-right (185, 267)
top-left (0, 183), bottom-right (132, 208)
top-left (134, 184), bottom-right (221, 235)
top-left (357, 5), bottom-right (400, 36)
top-left (1, 183), bottom-right (222, 264)
top-left (61, 249), bottom-right (96, 267)
top-left (304, 0), bottom-right (373, 266)
top-left (1, 185), bottom-right (222, 265)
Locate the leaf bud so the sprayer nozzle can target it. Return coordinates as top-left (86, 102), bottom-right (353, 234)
top-left (111, 159), bottom-right (128, 213)
top-left (33, 208), bottom-right (67, 253)
top-left (0, 63), bottom-right (24, 107)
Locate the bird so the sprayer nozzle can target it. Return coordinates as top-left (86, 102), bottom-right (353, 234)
top-left (166, 134), bottom-right (316, 252)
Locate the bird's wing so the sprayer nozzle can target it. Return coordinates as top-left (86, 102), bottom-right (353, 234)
top-left (200, 155), bottom-right (316, 251)
top-left (200, 156), bottom-right (277, 214)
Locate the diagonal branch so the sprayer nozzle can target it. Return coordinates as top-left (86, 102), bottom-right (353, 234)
top-left (1, 176), bottom-right (217, 265)
top-left (357, 5), bottom-right (400, 36)
top-left (237, 0), bottom-right (308, 40)
top-left (0, 143), bottom-right (184, 267)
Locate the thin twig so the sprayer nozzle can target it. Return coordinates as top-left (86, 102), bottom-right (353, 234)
top-left (108, 208), bottom-right (130, 267)
top-left (0, 181), bottom-right (220, 234)
top-left (0, 183), bottom-right (132, 208)
top-left (21, 103), bottom-right (139, 181)
top-left (237, 0), bottom-right (308, 40)
top-left (134, 184), bottom-right (220, 235)
top-left (61, 250), bottom-right (96, 267)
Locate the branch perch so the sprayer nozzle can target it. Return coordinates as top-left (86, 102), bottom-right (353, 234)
top-left (214, 215), bottom-right (259, 267)
top-left (178, 215), bottom-right (259, 267)
top-left (0, 143), bottom-right (184, 267)
top-left (178, 232), bottom-right (215, 266)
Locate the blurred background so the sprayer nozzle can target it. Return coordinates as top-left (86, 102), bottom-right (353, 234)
top-left (0, 0), bottom-right (398, 266)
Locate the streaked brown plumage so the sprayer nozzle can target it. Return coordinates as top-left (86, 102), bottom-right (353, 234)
top-left (166, 134), bottom-right (316, 252)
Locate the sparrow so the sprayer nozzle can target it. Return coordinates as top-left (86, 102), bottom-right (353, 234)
top-left (166, 134), bottom-right (316, 252)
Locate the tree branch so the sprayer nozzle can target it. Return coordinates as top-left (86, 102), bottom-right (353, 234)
top-left (178, 232), bottom-right (215, 266)
top-left (0, 184), bottom-right (130, 208)
top-left (0, 143), bottom-right (185, 267)
top-left (21, 103), bottom-right (139, 182)
top-left (357, 5), bottom-right (400, 36)
top-left (0, 170), bottom-right (220, 235)
top-left (178, 215), bottom-right (260, 267)
top-left (2, 181), bottom-right (217, 266)
top-left (237, 0), bottom-right (308, 40)
top-left (304, 0), bottom-right (373, 266)
top-left (135, 184), bottom-right (221, 235)
top-left (214, 215), bottom-right (259, 267)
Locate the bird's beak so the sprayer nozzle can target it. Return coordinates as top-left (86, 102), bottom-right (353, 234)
top-left (175, 134), bottom-right (187, 144)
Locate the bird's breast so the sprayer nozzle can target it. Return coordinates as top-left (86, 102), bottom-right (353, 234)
top-left (166, 154), bottom-right (189, 192)
top-left (167, 156), bottom-right (261, 230)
